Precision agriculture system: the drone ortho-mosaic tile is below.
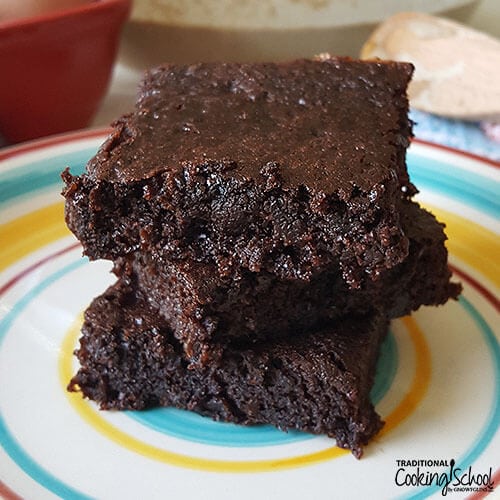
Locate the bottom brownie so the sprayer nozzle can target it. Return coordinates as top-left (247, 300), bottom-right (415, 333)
top-left (69, 280), bottom-right (388, 457)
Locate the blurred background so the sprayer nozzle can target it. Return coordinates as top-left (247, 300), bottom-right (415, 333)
top-left (119, 0), bottom-right (499, 64)
top-left (1, 0), bottom-right (499, 158)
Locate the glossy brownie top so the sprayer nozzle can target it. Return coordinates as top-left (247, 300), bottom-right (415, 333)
top-left (88, 57), bottom-right (413, 194)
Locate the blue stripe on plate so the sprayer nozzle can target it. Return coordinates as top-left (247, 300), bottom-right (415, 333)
top-left (0, 259), bottom-right (91, 500)
top-left (0, 149), bottom-right (91, 208)
top-left (404, 296), bottom-right (500, 500)
top-left (407, 154), bottom-right (500, 218)
top-left (0, 144), bottom-right (499, 220)
top-left (126, 331), bottom-right (398, 447)
top-left (0, 254), bottom-right (498, 497)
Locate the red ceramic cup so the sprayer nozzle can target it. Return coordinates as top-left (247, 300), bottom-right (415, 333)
top-left (0, 0), bottom-right (131, 144)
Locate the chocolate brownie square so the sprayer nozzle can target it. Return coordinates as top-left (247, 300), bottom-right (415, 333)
top-left (63, 56), bottom-right (415, 287)
top-left (69, 279), bottom-right (388, 458)
top-left (114, 201), bottom-right (460, 365)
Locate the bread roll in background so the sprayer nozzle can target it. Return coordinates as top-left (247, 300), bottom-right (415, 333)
top-left (361, 12), bottom-right (500, 121)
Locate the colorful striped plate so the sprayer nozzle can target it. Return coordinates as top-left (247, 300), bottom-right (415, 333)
top-left (0, 130), bottom-right (499, 500)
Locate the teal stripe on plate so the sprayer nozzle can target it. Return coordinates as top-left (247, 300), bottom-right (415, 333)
top-left (0, 259), bottom-right (91, 500)
top-left (126, 331), bottom-right (399, 447)
top-left (1, 144), bottom-right (498, 220)
top-left (0, 251), bottom-right (497, 498)
top-left (403, 296), bottom-right (500, 500)
top-left (0, 148), bottom-right (92, 208)
top-left (407, 153), bottom-right (500, 218)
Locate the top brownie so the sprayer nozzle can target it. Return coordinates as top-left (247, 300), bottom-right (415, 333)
top-left (64, 57), bottom-right (415, 285)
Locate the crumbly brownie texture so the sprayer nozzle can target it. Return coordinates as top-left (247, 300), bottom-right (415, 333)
top-left (63, 57), bottom-right (415, 286)
top-left (114, 201), bottom-right (460, 365)
top-left (68, 280), bottom-right (388, 457)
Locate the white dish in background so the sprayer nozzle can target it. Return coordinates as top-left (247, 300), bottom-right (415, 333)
top-left (121, 0), bottom-right (481, 66)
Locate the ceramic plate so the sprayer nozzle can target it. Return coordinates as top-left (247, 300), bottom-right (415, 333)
top-left (0, 130), bottom-right (498, 500)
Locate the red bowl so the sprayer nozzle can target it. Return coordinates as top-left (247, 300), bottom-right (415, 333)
top-left (0, 0), bottom-right (131, 144)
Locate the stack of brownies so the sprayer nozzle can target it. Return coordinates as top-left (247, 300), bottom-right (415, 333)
top-left (63, 56), bottom-right (460, 457)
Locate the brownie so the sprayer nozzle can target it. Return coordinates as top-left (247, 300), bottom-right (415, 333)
top-left (63, 57), bottom-right (415, 287)
top-left (114, 201), bottom-right (460, 365)
top-left (68, 279), bottom-right (388, 458)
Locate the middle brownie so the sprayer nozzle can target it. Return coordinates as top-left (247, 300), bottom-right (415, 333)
top-left (115, 201), bottom-right (460, 365)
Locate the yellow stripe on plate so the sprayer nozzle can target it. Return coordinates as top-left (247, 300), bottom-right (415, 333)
top-left (0, 202), bottom-right (70, 273)
top-left (1, 201), bottom-right (497, 288)
top-left (425, 205), bottom-right (500, 288)
top-left (380, 316), bottom-right (432, 436)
